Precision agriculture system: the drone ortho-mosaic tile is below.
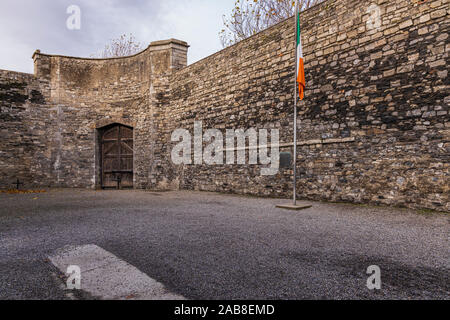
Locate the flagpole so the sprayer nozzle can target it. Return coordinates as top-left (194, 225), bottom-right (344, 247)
top-left (276, 2), bottom-right (311, 211)
top-left (293, 1), bottom-right (298, 206)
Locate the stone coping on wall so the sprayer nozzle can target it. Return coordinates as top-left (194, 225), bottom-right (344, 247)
top-left (31, 38), bottom-right (189, 61)
top-left (0, 69), bottom-right (36, 78)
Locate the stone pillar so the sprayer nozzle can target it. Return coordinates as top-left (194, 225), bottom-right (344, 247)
top-left (148, 39), bottom-right (189, 73)
top-left (142, 39), bottom-right (188, 190)
top-left (32, 50), bottom-right (52, 80)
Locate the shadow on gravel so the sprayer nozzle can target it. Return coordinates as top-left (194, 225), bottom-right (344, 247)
top-left (281, 250), bottom-right (450, 299)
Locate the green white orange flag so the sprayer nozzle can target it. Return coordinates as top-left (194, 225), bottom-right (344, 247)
top-left (296, 7), bottom-right (305, 100)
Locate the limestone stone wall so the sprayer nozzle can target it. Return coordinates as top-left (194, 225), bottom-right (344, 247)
top-left (0, 0), bottom-right (448, 211)
top-left (1, 39), bottom-right (189, 189)
top-left (165, 0), bottom-right (449, 211)
top-left (0, 70), bottom-right (54, 188)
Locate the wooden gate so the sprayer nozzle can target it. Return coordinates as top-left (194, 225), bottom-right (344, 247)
top-left (101, 124), bottom-right (134, 189)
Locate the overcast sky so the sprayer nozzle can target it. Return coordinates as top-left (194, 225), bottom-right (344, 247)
top-left (0, 0), bottom-right (235, 73)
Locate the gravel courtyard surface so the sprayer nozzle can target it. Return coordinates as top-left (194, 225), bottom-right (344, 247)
top-left (0, 189), bottom-right (448, 300)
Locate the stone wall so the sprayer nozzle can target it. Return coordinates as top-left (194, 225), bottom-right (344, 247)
top-left (165, 0), bottom-right (449, 211)
top-left (0, 39), bottom-right (189, 189)
top-left (0, 70), bottom-right (54, 188)
top-left (0, 0), bottom-right (448, 211)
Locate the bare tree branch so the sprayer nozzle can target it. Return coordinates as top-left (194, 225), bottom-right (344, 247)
top-left (94, 33), bottom-right (143, 58)
top-left (220, 0), bottom-right (325, 47)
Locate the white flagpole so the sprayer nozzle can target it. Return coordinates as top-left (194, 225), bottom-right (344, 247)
top-left (293, 1), bottom-right (298, 206)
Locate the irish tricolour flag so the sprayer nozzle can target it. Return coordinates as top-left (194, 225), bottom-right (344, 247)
top-left (296, 8), bottom-right (305, 100)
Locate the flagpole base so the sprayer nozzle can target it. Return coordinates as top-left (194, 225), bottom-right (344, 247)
top-left (276, 204), bottom-right (312, 211)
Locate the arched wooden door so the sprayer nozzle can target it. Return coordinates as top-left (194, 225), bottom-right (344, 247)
top-left (101, 124), bottom-right (134, 189)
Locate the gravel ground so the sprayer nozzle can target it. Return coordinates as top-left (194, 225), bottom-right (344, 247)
top-left (0, 189), bottom-right (448, 300)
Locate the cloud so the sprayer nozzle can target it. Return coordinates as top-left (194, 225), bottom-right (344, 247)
top-left (0, 0), bottom-right (235, 73)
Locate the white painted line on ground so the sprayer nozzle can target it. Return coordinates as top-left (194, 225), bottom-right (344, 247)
top-left (49, 244), bottom-right (185, 300)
